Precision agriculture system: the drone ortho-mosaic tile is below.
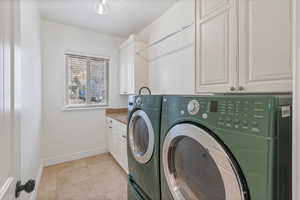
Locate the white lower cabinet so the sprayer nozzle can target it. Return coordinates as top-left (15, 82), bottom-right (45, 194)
top-left (120, 123), bottom-right (129, 174)
top-left (106, 118), bottom-right (113, 154)
top-left (106, 117), bottom-right (128, 174)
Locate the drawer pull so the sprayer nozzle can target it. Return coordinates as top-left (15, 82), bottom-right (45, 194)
top-left (230, 87), bottom-right (236, 91)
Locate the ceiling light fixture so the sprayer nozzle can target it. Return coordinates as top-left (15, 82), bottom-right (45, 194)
top-left (95, 0), bottom-right (110, 15)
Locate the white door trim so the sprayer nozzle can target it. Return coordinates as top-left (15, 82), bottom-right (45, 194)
top-left (293, 0), bottom-right (298, 199)
top-left (0, 178), bottom-right (14, 200)
top-left (0, 0), bottom-right (22, 199)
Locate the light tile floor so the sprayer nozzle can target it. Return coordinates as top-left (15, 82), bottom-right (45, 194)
top-left (37, 153), bottom-right (128, 200)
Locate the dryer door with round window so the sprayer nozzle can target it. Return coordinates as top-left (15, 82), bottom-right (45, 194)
top-left (129, 110), bottom-right (155, 164)
top-left (162, 124), bottom-right (248, 200)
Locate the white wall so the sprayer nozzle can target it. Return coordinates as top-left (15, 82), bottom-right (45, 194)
top-left (41, 20), bottom-right (127, 166)
top-left (19, 0), bottom-right (42, 199)
top-left (137, 0), bottom-right (195, 94)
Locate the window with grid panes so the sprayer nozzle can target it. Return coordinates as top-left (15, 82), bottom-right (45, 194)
top-left (65, 54), bottom-right (109, 109)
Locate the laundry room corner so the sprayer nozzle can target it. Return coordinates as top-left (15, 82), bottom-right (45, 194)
top-left (0, 0), bottom-right (297, 199)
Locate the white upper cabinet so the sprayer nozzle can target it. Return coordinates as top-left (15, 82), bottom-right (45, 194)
top-left (196, 0), bottom-right (238, 93)
top-left (120, 35), bottom-right (148, 95)
top-left (196, 0), bottom-right (293, 93)
top-left (238, 0), bottom-right (292, 92)
top-left (120, 46), bottom-right (128, 95)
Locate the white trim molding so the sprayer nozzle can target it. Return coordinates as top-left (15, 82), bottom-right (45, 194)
top-left (29, 162), bottom-right (44, 200)
top-left (293, 0), bottom-right (298, 199)
top-left (0, 177), bottom-right (14, 200)
top-left (43, 148), bottom-right (107, 167)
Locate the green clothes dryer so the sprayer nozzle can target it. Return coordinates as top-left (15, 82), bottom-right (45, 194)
top-left (160, 95), bottom-right (292, 200)
top-left (127, 95), bottom-right (163, 200)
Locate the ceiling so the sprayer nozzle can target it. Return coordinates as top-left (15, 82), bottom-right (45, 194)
top-left (39, 0), bottom-right (178, 38)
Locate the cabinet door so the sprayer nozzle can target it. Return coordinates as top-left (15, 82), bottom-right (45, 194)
top-left (120, 47), bottom-right (129, 94)
top-left (134, 42), bottom-right (148, 94)
top-left (196, 0), bottom-right (238, 93)
top-left (111, 120), bottom-right (120, 161)
top-left (238, 0), bottom-right (292, 92)
top-left (120, 124), bottom-right (128, 173)
top-left (121, 137), bottom-right (128, 174)
top-left (111, 119), bottom-right (116, 158)
top-left (126, 43), bottom-right (136, 94)
top-left (106, 118), bottom-right (113, 153)
top-left (117, 123), bottom-right (124, 165)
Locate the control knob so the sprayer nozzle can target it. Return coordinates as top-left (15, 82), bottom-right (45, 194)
top-left (187, 100), bottom-right (200, 115)
top-left (136, 97), bottom-right (142, 105)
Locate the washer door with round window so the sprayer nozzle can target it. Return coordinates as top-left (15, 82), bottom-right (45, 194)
top-left (128, 110), bottom-right (155, 164)
top-left (162, 123), bottom-right (248, 200)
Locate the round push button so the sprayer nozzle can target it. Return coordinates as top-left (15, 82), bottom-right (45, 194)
top-left (202, 113), bottom-right (208, 119)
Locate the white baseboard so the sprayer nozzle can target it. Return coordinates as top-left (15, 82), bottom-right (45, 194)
top-left (43, 148), bottom-right (108, 167)
top-left (29, 161), bottom-right (44, 200)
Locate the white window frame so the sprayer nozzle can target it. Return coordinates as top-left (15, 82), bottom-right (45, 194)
top-left (63, 53), bottom-right (109, 111)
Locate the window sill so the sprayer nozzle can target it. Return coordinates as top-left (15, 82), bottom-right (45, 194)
top-left (62, 105), bottom-right (109, 112)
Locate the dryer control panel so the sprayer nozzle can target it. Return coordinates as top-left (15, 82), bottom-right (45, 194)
top-left (212, 99), bottom-right (270, 136)
top-left (163, 96), bottom-right (276, 137)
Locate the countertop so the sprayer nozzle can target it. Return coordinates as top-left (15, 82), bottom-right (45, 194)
top-left (106, 108), bottom-right (128, 124)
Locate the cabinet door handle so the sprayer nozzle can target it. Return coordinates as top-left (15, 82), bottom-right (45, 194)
top-left (230, 87), bottom-right (236, 91)
top-left (238, 86), bottom-right (245, 91)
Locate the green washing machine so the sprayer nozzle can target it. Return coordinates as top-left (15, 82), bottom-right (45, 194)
top-left (127, 95), bottom-right (163, 200)
top-left (160, 95), bottom-right (292, 200)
